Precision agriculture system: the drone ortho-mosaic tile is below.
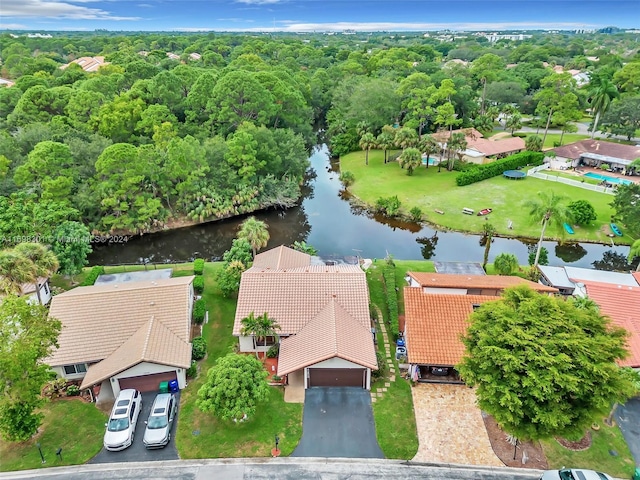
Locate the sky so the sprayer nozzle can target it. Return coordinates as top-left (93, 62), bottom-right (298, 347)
top-left (1, 0), bottom-right (639, 32)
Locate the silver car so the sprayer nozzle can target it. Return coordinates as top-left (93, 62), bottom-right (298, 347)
top-left (143, 393), bottom-right (177, 448)
top-left (540, 468), bottom-right (614, 480)
top-left (104, 389), bottom-right (142, 451)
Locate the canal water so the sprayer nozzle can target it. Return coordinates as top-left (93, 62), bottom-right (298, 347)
top-left (89, 145), bottom-right (631, 270)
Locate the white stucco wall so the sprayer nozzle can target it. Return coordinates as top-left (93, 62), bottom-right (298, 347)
top-left (25, 281), bottom-right (52, 305)
top-left (51, 364), bottom-right (87, 381)
top-left (110, 361), bottom-right (186, 397)
top-left (422, 287), bottom-right (467, 295)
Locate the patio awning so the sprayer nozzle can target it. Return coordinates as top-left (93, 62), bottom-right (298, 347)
top-left (580, 152), bottom-right (632, 166)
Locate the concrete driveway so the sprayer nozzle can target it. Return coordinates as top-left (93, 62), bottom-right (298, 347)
top-left (411, 383), bottom-right (503, 467)
top-left (291, 387), bottom-right (384, 458)
top-left (615, 395), bottom-right (640, 467)
top-left (90, 391), bottom-right (180, 464)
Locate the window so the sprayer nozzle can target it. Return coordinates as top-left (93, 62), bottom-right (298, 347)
top-left (253, 336), bottom-right (277, 348)
top-left (63, 363), bottom-right (87, 375)
top-left (129, 403), bottom-right (136, 421)
top-left (43, 282), bottom-right (49, 295)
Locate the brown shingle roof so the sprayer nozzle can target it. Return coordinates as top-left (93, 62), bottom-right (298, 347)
top-left (47, 276), bottom-right (194, 366)
top-left (582, 281), bottom-right (640, 368)
top-left (277, 299), bottom-right (377, 375)
top-left (251, 245), bottom-right (311, 270)
top-left (408, 272), bottom-right (558, 293)
top-left (80, 317), bottom-right (191, 389)
top-left (233, 265), bottom-right (369, 336)
top-left (553, 140), bottom-right (640, 162)
top-left (404, 288), bottom-right (496, 365)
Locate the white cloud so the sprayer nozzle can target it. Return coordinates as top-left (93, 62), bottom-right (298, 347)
top-left (235, 0), bottom-right (283, 5)
top-left (264, 21), bottom-right (599, 32)
top-left (137, 3), bottom-right (154, 7)
top-left (0, 23), bottom-right (29, 29)
top-left (2, 0), bottom-right (139, 20)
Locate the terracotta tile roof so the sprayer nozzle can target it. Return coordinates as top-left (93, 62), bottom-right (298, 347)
top-left (47, 276), bottom-right (194, 366)
top-left (404, 288), bottom-right (496, 365)
top-left (553, 140), bottom-right (640, 162)
top-left (251, 245), bottom-right (311, 270)
top-left (431, 128), bottom-right (484, 142)
top-left (277, 299), bottom-right (377, 375)
top-left (80, 317), bottom-right (191, 389)
top-left (582, 281), bottom-right (640, 368)
top-left (407, 272), bottom-right (558, 293)
top-left (633, 272), bottom-right (640, 286)
top-left (61, 56), bottom-right (109, 72)
top-left (469, 137), bottom-right (526, 156)
top-left (233, 264), bottom-right (368, 336)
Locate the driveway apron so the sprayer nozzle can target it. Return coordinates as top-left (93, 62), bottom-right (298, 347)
top-left (291, 387), bottom-right (384, 458)
top-left (90, 391), bottom-right (180, 464)
top-left (615, 395), bottom-right (640, 467)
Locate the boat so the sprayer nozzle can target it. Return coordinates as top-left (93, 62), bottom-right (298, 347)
top-left (563, 223), bottom-right (574, 235)
top-left (477, 208), bottom-right (492, 216)
top-left (610, 223), bottom-right (623, 237)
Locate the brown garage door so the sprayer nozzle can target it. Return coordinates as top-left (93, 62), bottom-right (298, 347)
top-left (308, 368), bottom-right (365, 388)
top-left (118, 371), bottom-right (177, 393)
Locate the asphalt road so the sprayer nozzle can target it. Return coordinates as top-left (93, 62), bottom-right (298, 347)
top-left (292, 387), bottom-right (384, 458)
top-left (615, 396), bottom-right (640, 467)
top-left (89, 391), bottom-right (180, 464)
top-left (0, 458), bottom-right (545, 480)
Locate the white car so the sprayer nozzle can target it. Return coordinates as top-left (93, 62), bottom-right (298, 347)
top-left (104, 389), bottom-right (142, 451)
top-left (540, 468), bottom-right (614, 480)
top-left (143, 393), bottom-right (177, 449)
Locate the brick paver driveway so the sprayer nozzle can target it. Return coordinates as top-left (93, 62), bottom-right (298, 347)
top-left (411, 383), bottom-right (503, 466)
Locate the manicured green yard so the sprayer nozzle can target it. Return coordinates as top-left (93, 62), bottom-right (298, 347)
top-left (539, 133), bottom-right (590, 148)
top-left (341, 150), bottom-right (626, 244)
top-left (541, 424), bottom-right (636, 478)
top-left (0, 400), bottom-right (106, 472)
top-left (175, 262), bottom-right (303, 458)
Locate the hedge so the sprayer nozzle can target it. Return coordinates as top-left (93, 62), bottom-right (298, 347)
top-left (193, 298), bottom-right (206, 324)
top-left (191, 336), bottom-right (207, 360)
top-left (382, 265), bottom-right (399, 341)
top-left (193, 275), bottom-right (204, 294)
top-left (193, 258), bottom-right (205, 275)
top-left (455, 151), bottom-right (545, 186)
top-left (80, 266), bottom-right (105, 286)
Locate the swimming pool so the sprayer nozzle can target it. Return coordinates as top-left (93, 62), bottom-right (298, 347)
top-left (583, 172), bottom-right (633, 185)
top-left (421, 157), bottom-right (439, 166)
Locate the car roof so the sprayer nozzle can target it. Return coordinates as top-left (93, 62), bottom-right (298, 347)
top-left (150, 393), bottom-right (173, 414)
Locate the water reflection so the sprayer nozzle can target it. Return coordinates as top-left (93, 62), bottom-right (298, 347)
top-left (88, 145), bottom-right (631, 269)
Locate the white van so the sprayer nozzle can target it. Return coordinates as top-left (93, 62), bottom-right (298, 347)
top-left (104, 389), bottom-right (142, 451)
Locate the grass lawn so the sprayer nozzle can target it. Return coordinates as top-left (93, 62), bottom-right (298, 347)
top-left (540, 133), bottom-right (590, 149)
top-left (366, 263), bottom-right (419, 459)
top-left (175, 262), bottom-right (303, 458)
top-left (0, 400), bottom-right (106, 472)
top-left (341, 150), bottom-right (627, 244)
top-left (541, 424), bottom-right (636, 478)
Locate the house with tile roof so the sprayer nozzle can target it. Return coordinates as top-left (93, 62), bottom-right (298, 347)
top-left (46, 276), bottom-right (194, 401)
top-left (233, 245), bottom-right (377, 389)
top-left (431, 128), bottom-right (525, 165)
top-left (1, 276), bottom-right (52, 305)
top-left (552, 140), bottom-right (640, 174)
top-left (60, 56), bottom-right (109, 73)
top-left (406, 272), bottom-right (558, 295)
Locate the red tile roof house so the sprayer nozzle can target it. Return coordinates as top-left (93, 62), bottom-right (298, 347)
top-left (403, 273), bottom-right (557, 382)
top-left (431, 128), bottom-right (526, 165)
top-left (232, 246), bottom-right (377, 389)
top-left (46, 276), bottom-right (195, 402)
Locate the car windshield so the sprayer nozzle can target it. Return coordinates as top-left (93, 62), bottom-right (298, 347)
top-left (108, 418), bottom-right (130, 432)
top-left (559, 470), bottom-right (576, 480)
top-left (147, 416), bottom-right (168, 429)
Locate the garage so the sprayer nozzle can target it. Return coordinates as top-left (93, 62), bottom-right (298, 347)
top-left (118, 371), bottom-right (177, 392)
top-left (308, 368), bottom-right (366, 388)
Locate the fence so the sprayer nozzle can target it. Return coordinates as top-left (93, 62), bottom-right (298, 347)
top-left (529, 172), bottom-right (616, 195)
top-left (527, 164), bottom-right (550, 175)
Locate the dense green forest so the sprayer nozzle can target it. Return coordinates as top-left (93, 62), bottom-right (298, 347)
top-left (0, 30), bottom-right (639, 242)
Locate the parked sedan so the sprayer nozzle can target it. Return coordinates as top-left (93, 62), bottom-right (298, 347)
top-left (104, 389), bottom-right (142, 451)
top-left (539, 468), bottom-right (614, 480)
top-left (143, 393), bottom-right (177, 449)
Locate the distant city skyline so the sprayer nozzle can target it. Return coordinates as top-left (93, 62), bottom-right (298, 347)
top-left (1, 0), bottom-right (638, 32)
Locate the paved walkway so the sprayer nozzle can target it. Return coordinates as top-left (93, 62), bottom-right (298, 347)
top-left (370, 305), bottom-right (396, 404)
top-left (411, 383), bottom-right (503, 467)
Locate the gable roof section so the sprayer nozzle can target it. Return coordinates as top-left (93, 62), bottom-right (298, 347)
top-left (468, 137), bottom-right (526, 156)
top-left (79, 317), bottom-right (191, 389)
top-left (404, 288), bottom-right (496, 365)
top-left (432, 128), bottom-right (483, 142)
top-left (277, 299), bottom-right (377, 375)
top-left (634, 272), bottom-right (640, 286)
top-left (407, 272), bottom-right (557, 293)
top-left (251, 245), bottom-right (311, 270)
top-left (233, 265), bottom-right (368, 336)
top-left (47, 276), bottom-right (193, 366)
top-left (553, 140), bottom-right (640, 163)
top-left (582, 281), bottom-right (640, 368)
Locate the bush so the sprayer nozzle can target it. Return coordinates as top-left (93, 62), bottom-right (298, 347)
top-left (455, 151), bottom-right (545, 186)
top-left (568, 199), bottom-right (597, 226)
top-left (193, 258), bottom-right (205, 275)
top-left (266, 343), bottom-right (279, 358)
top-left (66, 385), bottom-right (80, 397)
top-left (193, 275), bottom-right (204, 294)
top-left (192, 336), bottom-right (207, 360)
top-left (375, 195), bottom-right (402, 217)
top-left (369, 303), bottom-right (379, 321)
top-left (339, 171), bottom-right (355, 188)
top-left (193, 298), bottom-right (206, 324)
top-left (494, 252), bottom-right (519, 275)
top-left (186, 361), bottom-right (198, 378)
top-left (371, 350), bottom-right (387, 381)
top-left (382, 264), bottom-right (399, 341)
top-left (409, 206), bottom-right (422, 222)
top-left (80, 266), bottom-right (104, 286)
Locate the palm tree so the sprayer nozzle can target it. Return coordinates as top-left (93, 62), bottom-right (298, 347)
top-left (12, 243), bottom-right (59, 305)
top-left (355, 121), bottom-right (370, 138)
top-left (394, 127), bottom-right (418, 150)
top-left (505, 112), bottom-right (523, 135)
top-left (240, 311), bottom-right (281, 356)
top-left (419, 135), bottom-right (439, 169)
top-left (588, 77), bottom-right (618, 139)
top-left (481, 222), bottom-right (496, 271)
top-left (359, 132), bottom-right (376, 166)
top-left (0, 250), bottom-right (38, 296)
top-left (628, 239), bottom-right (640, 272)
top-left (525, 192), bottom-right (571, 267)
top-left (238, 216), bottom-right (270, 258)
top-left (377, 126), bottom-right (396, 164)
top-left (399, 148), bottom-right (421, 176)
top-left (447, 132), bottom-right (467, 171)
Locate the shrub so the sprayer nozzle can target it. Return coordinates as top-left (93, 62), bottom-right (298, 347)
top-left (369, 303), bottom-right (379, 321)
top-left (266, 343), bottom-right (279, 358)
top-left (375, 195), bottom-right (402, 217)
top-left (193, 275), bottom-right (204, 294)
top-left (382, 264), bottom-right (399, 341)
top-left (339, 171), bottom-right (355, 188)
top-left (186, 361), bottom-right (198, 378)
top-left (455, 151), bottom-right (545, 186)
top-left (568, 199), bottom-right (597, 226)
top-left (192, 336), bottom-right (207, 360)
top-left (528, 246), bottom-right (549, 266)
top-left (193, 298), bottom-right (206, 324)
top-left (66, 385), bottom-right (80, 397)
top-left (494, 252), bottom-right (519, 275)
top-left (409, 206), bottom-right (422, 222)
top-left (80, 266), bottom-right (104, 286)
top-left (193, 258), bottom-right (205, 275)
top-left (371, 351), bottom-right (387, 381)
